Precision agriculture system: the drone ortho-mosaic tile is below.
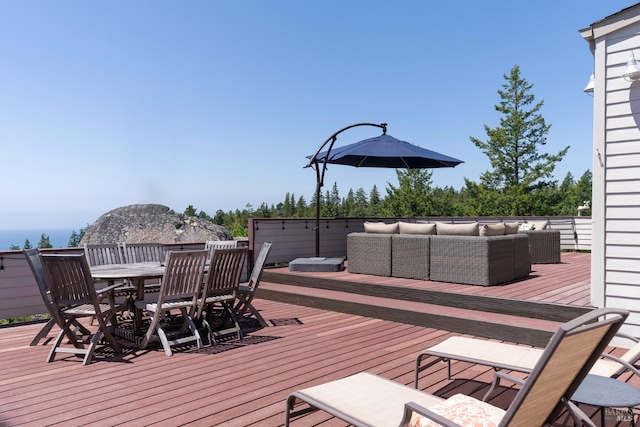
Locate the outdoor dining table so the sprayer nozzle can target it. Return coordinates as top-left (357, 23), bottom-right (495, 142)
top-left (90, 262), bottom-right (165, 335)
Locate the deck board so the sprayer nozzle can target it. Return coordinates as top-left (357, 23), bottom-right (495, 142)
top-left (1, 252), bottom-right (638, 426)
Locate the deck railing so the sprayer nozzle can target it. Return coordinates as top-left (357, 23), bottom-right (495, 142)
top-left (249, 216), bottom-right (592, 265)
top-left (0, 216), bottom-right (591, 320)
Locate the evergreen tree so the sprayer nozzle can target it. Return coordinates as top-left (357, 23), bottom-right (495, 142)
top-left (23, 239), bottom-right (32, 250)
top-left (67, 224), bottom-right (88, 247)
top-left (385, 169), bottom-right (434, 216)
top-left (470, 65), bottom-right (568, 215)
top-left (295, 195), bottom-right (308, 217)
top-left (368, 185), bottom-right (382, 216)
top-left (37, 234), bottom-right (52, 249)
top-left (353, 187), bottom-right (368, 217)
top-left (282, 192), bottom-right (293, 217)
top-left (343, 189), bottom-right (355, 217)
top-left (184, 205), bottom-right (197, 216)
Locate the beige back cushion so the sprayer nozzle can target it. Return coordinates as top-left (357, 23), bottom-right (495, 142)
top-left (399, 222), bottom-right (436, 235)
top-left (480, 223), bottom-right (506, 236)
top-left (504, 222), bottom-right (519, 234)
top-left (436, 222), bottom-right (479, 236)
top-left (364, 222), bottom-right (399, 234)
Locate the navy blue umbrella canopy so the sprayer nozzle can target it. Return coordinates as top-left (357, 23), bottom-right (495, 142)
top-left (308, 133), bottom-right (464, 169)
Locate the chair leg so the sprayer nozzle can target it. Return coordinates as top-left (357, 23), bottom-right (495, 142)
top-left (225, 302), bottom-right (242, 341)
top-left (93, 311), bottom-right (122, 355)
top-left (246, 303), bottom-right (268, 327)
top-left (82, 329), bottom-right (102, 365)
top-left (156, 325), bottom-right (173, 357)
top-left (140, 310), bottom-right (161, 350)
top-left (202, 316), bottom-right (215, 346)
top-left (30, 319), bottom-right (56, 346)
top-left (235, 295), bottom-right (268, 327)
top-left (483, 370), bottom-right (502, 402)
top-left (184, 314), bottom-right (203, 349)
top-left (47, 320), bottom-right (86, 362)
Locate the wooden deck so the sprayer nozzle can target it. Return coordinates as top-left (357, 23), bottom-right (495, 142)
top-left (1, 252), bottom-right (639, 426)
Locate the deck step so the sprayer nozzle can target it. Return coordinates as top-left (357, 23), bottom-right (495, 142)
top-left (261, 269), bottom-right (592, 322)
top-left (258, 281), bottom-right (560, 347)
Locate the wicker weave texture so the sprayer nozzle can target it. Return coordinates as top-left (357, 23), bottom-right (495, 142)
top-left (513, 234), bottom-right (532, 276)
top-left (391, 234), bottom-right (430, 280)
top-left (519, 230), bottom-right (561, 264)
top-left (430, 235), bottom-right (515, 286)
top-left (347, 233), bottom-right (392, 276)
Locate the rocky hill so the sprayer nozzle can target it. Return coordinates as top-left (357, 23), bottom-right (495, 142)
top-left (79, 204), bottom-right (233, 245)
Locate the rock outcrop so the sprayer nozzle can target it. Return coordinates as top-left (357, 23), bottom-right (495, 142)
top-left (79, 204), bottom-right (233, 245)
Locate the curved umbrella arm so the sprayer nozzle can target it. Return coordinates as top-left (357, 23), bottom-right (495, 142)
top-left (305, 122), bottom-right (387, 169)
top-left (306, 122), bottom-right (387, 257)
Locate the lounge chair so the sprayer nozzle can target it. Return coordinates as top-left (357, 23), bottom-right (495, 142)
top-left (285, 307), bottom-right (628, 426)
top-left (415, 331), bottom-right (640, 401)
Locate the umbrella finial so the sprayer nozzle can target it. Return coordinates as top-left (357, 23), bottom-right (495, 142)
top-left (381, 123), bottom-right (387, 134)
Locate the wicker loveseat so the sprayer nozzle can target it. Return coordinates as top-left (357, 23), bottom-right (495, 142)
top-left (347, 222), bottom-right (531, 286)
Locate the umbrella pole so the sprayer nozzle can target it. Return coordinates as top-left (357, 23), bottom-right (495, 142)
top-left (315, 164), bottom-right (322, 257)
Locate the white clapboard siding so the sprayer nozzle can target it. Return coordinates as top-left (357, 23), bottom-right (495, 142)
top-left (596, 12), bottom-right (640, 338)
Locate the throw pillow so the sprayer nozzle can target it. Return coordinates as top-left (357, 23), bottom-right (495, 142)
top-left (363, 221), bottom-right (399, 234)
top-left (504, 222), bottom-right (519, 234)
top-left (435, 222), bottom-right (479, 236)
top-left (479, 223), bottom-right (505, 236)
top-left (408, 393), bottom-right (505, 427)
top-left (518, 222), bottom-right (533, 231)
top-left (529, 220), bottom-right (549, 230)
top-left (399, 221), bottom-right (436, 235)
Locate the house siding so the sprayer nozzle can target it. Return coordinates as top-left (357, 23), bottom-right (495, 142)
top-left (584, 4), bottom-right (640, 337)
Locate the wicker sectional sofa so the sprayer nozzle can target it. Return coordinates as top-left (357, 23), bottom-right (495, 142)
top-left (347, 231), bottom-right (531, 286)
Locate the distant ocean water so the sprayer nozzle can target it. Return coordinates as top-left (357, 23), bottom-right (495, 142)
top-left (0, 229), bottom-right (77, 250)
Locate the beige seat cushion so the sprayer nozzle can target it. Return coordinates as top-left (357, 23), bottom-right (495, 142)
top-left (364, 222), bottom-right (399, 234)
top-left (435, 222), bottom-right (479, 236)
top-left (399, 222), bottom-right (436, 235)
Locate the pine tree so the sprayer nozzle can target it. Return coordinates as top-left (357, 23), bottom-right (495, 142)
top-left (470, 65), bottom-right (569, 215)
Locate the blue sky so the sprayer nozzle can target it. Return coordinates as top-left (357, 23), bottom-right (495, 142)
top-left (0, 1), bottom-right (633, 230)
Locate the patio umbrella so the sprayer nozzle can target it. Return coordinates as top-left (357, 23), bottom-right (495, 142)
top-left (309, 133), bottom-right (463, 169)
top-left (306, 123), bottom-right (464, 256)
